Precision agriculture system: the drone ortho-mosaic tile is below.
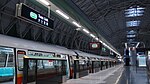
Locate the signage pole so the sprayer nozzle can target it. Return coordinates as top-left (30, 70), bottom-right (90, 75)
top-left (48, 5), bottom-right (51, 18)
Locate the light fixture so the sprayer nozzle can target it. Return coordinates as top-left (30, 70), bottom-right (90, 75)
top-left (99, 40), bottom-right (102, 43)
top-left (136, 42), bottom-right (140, 48)
top-left (76, 28), bottom-right (81, 31)
top-left (125, 43), bottom-right (127, 48)
top-left (83, 28), bottom-right (89, 33)
top-left (56, 10), bottom-right (69, 19)
top-left (95, 37), bottom-right (99, 41)
top-left (90, 34), bottom-right (95, 38)
top-left (72, 21), bottom-right (81, 27)
top-left (38, 0), bottom-right (50, 6)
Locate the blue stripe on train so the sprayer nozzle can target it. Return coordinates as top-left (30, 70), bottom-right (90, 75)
top-left (0, 67), bottom-right (14, 77)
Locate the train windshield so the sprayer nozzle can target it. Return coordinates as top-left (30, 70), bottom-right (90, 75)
top-left (0, 47), bottom-right (15, 83)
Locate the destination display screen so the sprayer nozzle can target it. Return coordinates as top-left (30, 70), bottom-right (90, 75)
top-left (17, 3), bottom-right (54, 29)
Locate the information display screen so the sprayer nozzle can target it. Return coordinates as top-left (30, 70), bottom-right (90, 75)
top-left (17, 3), bottom-right (54, 29)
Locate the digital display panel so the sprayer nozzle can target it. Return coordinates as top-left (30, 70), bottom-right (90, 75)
top-left (17, 3), bottom-right (54, 29)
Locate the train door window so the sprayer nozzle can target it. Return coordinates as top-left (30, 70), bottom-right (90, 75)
top-left (69, 56), bottom-right (74, 66)
top-left (17, 50), bottom-right (26, 70)
top-left (28, 51), bottom-right (55, 69)
top-left (60, 54), bottom-right (70, 78)
top-left (60, 54), bottom-right (67, 59)
top-left (0, 47), bottom-right (15, 83)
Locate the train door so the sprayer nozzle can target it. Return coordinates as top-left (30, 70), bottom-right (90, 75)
top-left (59, 54), bottom-right (71, 79)
top-left (0, 47), bottom-right (15, 84)
top-left (68, 56), bottom-right (75, 79)
top-left (16, 49), bottom-right (27, 84)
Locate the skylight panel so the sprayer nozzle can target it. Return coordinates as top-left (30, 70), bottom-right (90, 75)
top-left (126, 20), bottom-right (140, 27)
top-left (127, 30), bottom-right (137, 34)
top-left (127, 34), bottom-right (136, 38)
top-left (127, 38), bottom-right (135, 42)
top-left (125, 7), bottom-right (145, 17)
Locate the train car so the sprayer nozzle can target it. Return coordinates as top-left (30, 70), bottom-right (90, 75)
top-left (0, 34), bottom-right (116, 84)
top-left (73, 50), bottom-right (114, 78)
top-left (0, 34), bottom-right (76, 84)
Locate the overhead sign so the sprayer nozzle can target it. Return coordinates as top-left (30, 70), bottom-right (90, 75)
top-left (89, 42), bottom-right (101, 50)
top-left (16, 3), bottom-right (54, 29)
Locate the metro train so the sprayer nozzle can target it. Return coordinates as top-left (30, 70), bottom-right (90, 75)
top-left (0, 34), bottom-right (116, 84)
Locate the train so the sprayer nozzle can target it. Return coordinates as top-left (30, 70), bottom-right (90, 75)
top-left (0, 34), bottom-right (117, 84)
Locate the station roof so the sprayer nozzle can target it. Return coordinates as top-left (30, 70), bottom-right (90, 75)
top-left (1, 0), bottom-right (150, 56)
top-left (48, 0), bottom-right (150, 54)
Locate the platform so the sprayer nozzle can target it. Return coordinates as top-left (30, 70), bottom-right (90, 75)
top-left (117, 66), bottom-right (148, 84)
top-left (63, 65), bottom-right (149, 84)
top-left (63, 64), bottom-right (123, 84)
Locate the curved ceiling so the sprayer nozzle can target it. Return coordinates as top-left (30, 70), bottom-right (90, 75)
top-left (51, 0), bottom-right (150, 54)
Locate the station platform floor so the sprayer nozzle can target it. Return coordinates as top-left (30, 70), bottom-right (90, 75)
top-left (63, 64), bottom-right (149, 84)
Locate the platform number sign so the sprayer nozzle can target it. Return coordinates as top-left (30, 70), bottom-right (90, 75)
top-left (16, 3), bottom-right (54, 29)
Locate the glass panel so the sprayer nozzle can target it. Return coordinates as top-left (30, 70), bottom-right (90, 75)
top-left (0, 47), bottom-right (14, 83)
top-left (17, 50), bottom-right (26, 70)
top-left (26, 59), bottom-right (67, 84)
top-left (28, 51), bottom-right (54, 58)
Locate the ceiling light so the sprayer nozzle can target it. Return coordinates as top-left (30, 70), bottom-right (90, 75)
top-left (90, 34), bottom-right (95, 38)
top-left (56, 10), bottom-right (69, 19)
top-left (136, 42), bottom-right (140, 48)
top-left (125, 43), bottom-right (127, 48)
top-left (83, 28), bottom-right (89, 33)
top-left (95, 38), bottom-right (99, 41)
top-left (76, 28), bottom-right (81, 31)
top-left (72, 21), bottom-right (81, 27)
top-left (99, 40), bottom-right (102, 43)
top-left (38, 0), bottom-right (50, 6)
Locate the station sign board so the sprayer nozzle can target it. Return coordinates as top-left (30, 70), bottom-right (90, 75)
top-left (16, 3), bottom-right (54, 29)
top-left (89, 42), bottom-right (101, 50)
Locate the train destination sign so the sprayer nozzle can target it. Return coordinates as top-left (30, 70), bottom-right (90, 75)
top-left (16, 3), bottom-right (54, 29)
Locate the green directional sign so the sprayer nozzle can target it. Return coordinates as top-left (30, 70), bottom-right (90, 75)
top-left (102, 47), bottom-right (106, 52)
top-left (92, 44), bottom-right (98, 48)
top-left (30, 12), bottom-right (37, 19)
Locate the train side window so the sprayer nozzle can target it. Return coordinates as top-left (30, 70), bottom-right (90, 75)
top-left (28, 51), bottom-right (55, 70)
top-left (0, 47), bottom-right (14, 67)
top-left (0, 47), bottom-right (14, 83)
top-left (17, 50), bottom-right (26, 70)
